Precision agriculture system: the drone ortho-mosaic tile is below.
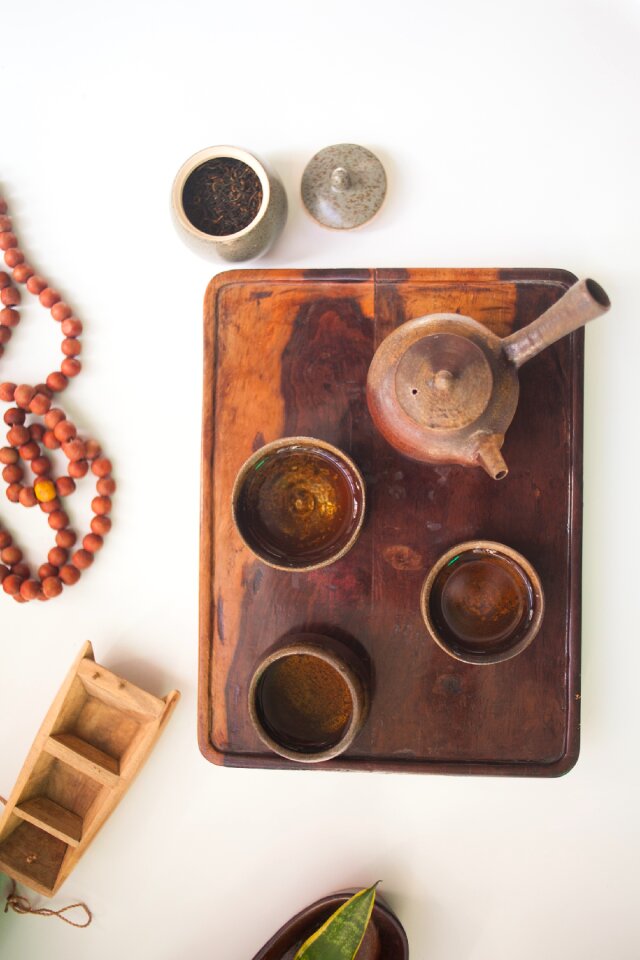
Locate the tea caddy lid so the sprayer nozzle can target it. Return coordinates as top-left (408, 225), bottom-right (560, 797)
top-left (301, 143), bottom-right (387, 229)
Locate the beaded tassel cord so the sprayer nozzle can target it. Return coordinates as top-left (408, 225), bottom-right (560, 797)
top-left (0, 196), bottom-right (113, 603)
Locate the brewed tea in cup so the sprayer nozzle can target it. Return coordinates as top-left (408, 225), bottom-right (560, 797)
top-left (232, 437), bottom-right (365, 571)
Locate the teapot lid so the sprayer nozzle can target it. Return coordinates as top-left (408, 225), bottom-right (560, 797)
top-left (393, 332), bottom-right (494, 431)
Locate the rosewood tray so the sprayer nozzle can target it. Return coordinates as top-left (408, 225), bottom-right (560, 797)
top-left (199, 268), bottom-right (583, 776)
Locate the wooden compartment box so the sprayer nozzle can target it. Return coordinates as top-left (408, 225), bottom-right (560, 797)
top-left (0, 642), bottom-right (179, 896)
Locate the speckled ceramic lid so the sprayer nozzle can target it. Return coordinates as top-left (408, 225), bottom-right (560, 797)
top-left (301, 143), bottom-right (387, 229)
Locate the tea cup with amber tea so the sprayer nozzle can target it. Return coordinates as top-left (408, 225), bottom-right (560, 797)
top-left (248, 635), bottom-right (368, 763)
top-left (420, 540), bottom-right (544, 665)
top-left (232, 437), bottom-right (365, 571)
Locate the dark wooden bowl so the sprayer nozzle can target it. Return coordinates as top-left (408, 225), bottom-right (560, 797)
top-left (252, 889), bottom-right (409, 960)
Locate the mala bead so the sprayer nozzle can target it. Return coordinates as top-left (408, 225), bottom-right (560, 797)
top-left (0, 564), bottom-right (8, 584)
top-left (46, 372), bottom-right (68, 392)
top-left (20, 579), bottom-right (42, 601)
top-left (68, 459), bottom-right (88, 479)
top-left (4, 408), bottom-right (25, 425)
top-left (61, 358), bottom-right (81, 378)
top-left (1, 545), bottom-right (22, 565)
top-left (40, 497), bottom-right (61, 514)
top-left (92, 457), bottom-right (112, 477)
top-left (56, 529), bottom-right (76, 549)
top-left (45, 408), bottom-right (66, 429)
top-left (0, 216), bottom-right (11, 231)
top-left (42, 576), bottom-right (63, 598)
top-left (61, 338), bottom-right (81, 357)
top-left (18, 488), bottom-right (37, 507)
top-left (5, 248), bottom-right (24, 268)
top-left (83, 533), bottom-right (103, 553)
top-left (91, 515), bottom-right (111, 536)
top-left (14, 384), bottom-right (35, 408)
top-left (54, 419), bottom-right (76, 443)
top-left (34, 478), bottom-right (57, 502)
top-left (0, 327), bottom-right (11, 345)
top-left (55, 476), bottom-right (75, 497)
top-left (12, 263), bottom-right (33, 282)
top-left (3, 465), bottom-right (23, 483)
top-left (0, 308), bottom-right (20, 327)
top-left (85, 439), bottom-right (101, 460)
top-left (26, 275), bottom-right (47, 295)
top-left (43, 430), bottom-right (60, 450)
top-left (59, 564), bottom-right (80, 585)
top-left (31, 456), bottom-right (51, 476)
top-left (1, 287), bottom-right (20, 307)
top-left (7, 425), bottom-right (29, 446)
top-left (92, 496), bottom-right (112, 516)
top-left (19, 441), bottom-right (40, 461)
top-left (48, 510), bottom-right (69, 530)
top-left (0, 447), bottom-right (18, 464)
top-left (3, 574), bottom-right (23, 595)
top-left (97, 476), bottom-right (116, 496)
top-left (49, 547), bottom-right (67, 567)
top-left (0, 382), bottom-right (16, 401)
top-left (0, 531), bottom-right (11, 548)
top-left (29, 423), bottom-right (46, 442)
top-left (38, 563), bottom-right (58, 580)
top-left (61, 318), bottom-right (82, 337)
top-left (29, 392), bottom-right (51, 415)
top-left (39, 288), bottom-right (60, 308)
top-left (0, 233), bottom-right (17, 250)
top-left (72, 549), bottom-right (93, 569)
top-left (51, 302), bottom-right (72, 322)
top-left (6, 483), bottom-right (21, 502)
top-left (13, 562), bottom-right (30, 580)
top-left (63, 438), bottom-right (85, 461)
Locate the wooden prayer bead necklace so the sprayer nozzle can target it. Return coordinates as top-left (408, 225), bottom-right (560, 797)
top-left (0, 195), bottom-right (113, 603)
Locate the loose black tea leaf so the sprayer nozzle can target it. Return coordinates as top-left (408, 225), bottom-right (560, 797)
top-left (182, 157), bottom-right (263, 236)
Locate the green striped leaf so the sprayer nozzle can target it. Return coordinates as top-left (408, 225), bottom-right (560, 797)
top-left (293, 883), bottom-right (379, 960)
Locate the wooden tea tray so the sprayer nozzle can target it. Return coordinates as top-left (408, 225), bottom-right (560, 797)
top-left (0, 642), bottom-right (179, 895)
top-left (199, 268), bottom-right (583, 776)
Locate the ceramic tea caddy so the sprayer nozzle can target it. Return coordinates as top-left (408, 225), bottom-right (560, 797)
top-left (171, 145), bottom-right (287, 261)
top-left (367, 277), bottom-right (610, 478)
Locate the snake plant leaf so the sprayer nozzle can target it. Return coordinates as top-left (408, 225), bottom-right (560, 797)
top-left (293, 883), bottom-right (379, 960)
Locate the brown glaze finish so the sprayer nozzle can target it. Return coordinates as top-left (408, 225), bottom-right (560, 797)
top-left (252, 890), bottom-right (408, 960)
top-left (199, 268), bottom-right (583, 776)
top-left (367, 277), bottom-right (608, 479)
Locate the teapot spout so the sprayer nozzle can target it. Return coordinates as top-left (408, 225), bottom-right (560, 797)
top-left (476, 435), bottom-right (508, 480)
top-left (503, 278), bottom-right (610, 369)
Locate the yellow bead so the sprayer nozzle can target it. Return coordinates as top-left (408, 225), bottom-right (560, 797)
top-left (34, 479), bottom-right (56, 503)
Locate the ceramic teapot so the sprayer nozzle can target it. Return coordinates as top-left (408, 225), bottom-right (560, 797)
top-left (366, 278), bottom-right (610, 479)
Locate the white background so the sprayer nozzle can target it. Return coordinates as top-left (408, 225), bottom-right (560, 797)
top-left (0, 1), bottom-right (638, 957)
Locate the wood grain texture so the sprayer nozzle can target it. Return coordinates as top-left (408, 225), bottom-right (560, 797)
top-left (0, 642), bottom-right (179, 896)
top-left (199, 269), bottom-right (582, 776)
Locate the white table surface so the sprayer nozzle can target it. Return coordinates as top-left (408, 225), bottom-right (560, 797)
top-left (1, 1), bottom-right (638, 957)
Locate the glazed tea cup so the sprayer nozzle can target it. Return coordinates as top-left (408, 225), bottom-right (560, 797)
top-left (248, 635), bottom-right (369, 763)
top-left (232, 437), bottom-right (366, 572)
top-left (420, 540), bottom-right (544, 665)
